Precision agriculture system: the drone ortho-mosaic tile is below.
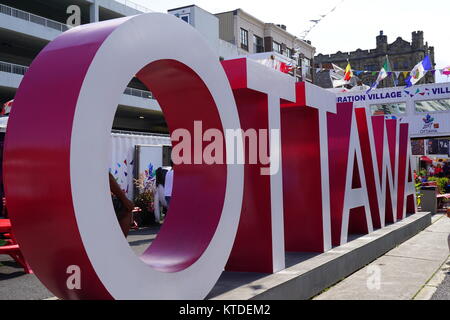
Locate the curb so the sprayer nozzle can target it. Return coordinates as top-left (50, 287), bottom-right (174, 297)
top-left (212, 212), bottom-right (432, 300)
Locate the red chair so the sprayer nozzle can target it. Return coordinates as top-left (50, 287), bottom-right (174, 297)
top-left (0, 218), bottom-right (33, 274)
top-left (0, 244), bottom-right (32, 274)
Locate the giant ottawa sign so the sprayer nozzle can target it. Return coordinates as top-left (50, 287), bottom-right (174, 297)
top-left (3, 13), bottom-right (416, 299)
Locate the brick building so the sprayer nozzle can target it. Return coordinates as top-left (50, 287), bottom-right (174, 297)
top-left (314, 30), bottom-right (435, 88)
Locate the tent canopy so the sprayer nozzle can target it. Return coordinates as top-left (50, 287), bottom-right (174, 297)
top-left (420, 156), bottom-right (433, 163)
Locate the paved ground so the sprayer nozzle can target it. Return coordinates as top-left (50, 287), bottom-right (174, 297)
top-left (0, 225), bottom-right (159, 300)
top-left (1, 215), bottom-right (449, 300)
top-left (314, 214), bottom-right (450, 300)
top-left (432, 271), bottom-right (450, 299)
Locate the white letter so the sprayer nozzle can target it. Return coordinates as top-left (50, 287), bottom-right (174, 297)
top-left (171, 128), bottom-right (192, 165)
top-left (66, 265), bottom-right (81, 290)
top-left (203, 128), bottom-right (224, 164)
top-left (66, 5), bottom-right (81, 27)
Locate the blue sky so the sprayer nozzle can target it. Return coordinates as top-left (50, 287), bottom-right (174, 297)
top-left (132, 0), bottom-right (450, 83)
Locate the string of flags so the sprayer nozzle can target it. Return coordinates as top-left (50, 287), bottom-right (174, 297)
top-left (311, 62), bottom-right (450, 78)
top-left (299, 0), bottom-right (345, 40)
top-left (309, 55), bottom-right (450, 91)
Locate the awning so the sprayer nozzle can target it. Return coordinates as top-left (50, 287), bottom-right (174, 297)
top-left (420, 156), bottom-right (433, 163)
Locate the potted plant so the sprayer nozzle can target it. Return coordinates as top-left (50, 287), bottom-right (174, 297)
top-left (133, 172), bottom-right (156, 226)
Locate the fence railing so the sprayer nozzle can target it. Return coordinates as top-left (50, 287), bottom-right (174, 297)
top-left (123, 87), bottom-right (153, 99)
top-left (0, 60), bottom-right (153, 100)
top-left (0, 3), bottom-right (70, 32)
top-left (114, 0), bottom-right (153, 13)
top-left (112, 129), bottom-right (169, 137)
top-left (0, 61), bottom-right (29, 76)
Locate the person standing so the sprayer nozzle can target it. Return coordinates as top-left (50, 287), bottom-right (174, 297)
top-left (153, 167), bottom-right (167, 224)
top-left (109, 173), bottom-right (135, 237)
top-left (428, 165), bottom-right (435, 176)
top-left (164, 163), bottom-right (174, 208)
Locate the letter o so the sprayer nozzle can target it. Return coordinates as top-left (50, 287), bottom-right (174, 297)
top-left (4, 14), bottom-right (244, 299)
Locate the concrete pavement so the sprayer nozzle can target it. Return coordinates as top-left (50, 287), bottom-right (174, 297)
top-left (432, 260), bottom-right (450, 300)
top-left (1, 215), bottom-right (448, 300)
top-left (0, 225), bottom-right (159, 300)
top-left (314, 214), bottom-right (450, 300)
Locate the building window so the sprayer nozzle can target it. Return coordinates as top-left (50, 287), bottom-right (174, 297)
top-left (240, 28), bottom-right (248, 51)
top-left (285, 47), bottom-right (293, 58)
top-left (370, 103), bottom-right (406, 116)
top-left (415, 99), bottom-right (450, 113)
top-left (253, 35), bottom-right (264, 53)
top-left (179, 14), bottom-right (189, 24)
top-left (301, 57), bottom-right (312, 80)
top-left (273, 41), bottom-right (281, 54)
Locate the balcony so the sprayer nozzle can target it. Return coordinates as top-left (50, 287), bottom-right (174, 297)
top-left (123, 87), bottom-right (153, 99)
top-left (114, 0), bottom-right (153, 13)
top-left (0, 61), bottom-right (29, 76)
top-left (0, 60), bottom-right (160, 111)
top-left (0, 3), bottom-right (70, 33)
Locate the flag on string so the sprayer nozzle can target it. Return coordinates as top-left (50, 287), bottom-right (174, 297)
top-left (441, 66), bottom-right (450, 76)
top-left (280, 62), bottom-right (294, 73)
top-left (344, 62), bottom-right (353, 81)
top-left (405, 55), bottom-right (432, 88)
top-left (1, 99), bottom-right (13, 116)
top-left (377, 58), bottom-right (391, 82)
top-left (402, 71), bottom-right (409, 78)
top-left (330, 63), bottom-right (348, 88)
top-left (393, 71), bottom-right (401, 86)
top-left (367, 58), bottom-right (391, 93)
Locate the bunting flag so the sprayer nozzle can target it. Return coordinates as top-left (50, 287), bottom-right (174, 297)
top-left (442, 66), bottom-right (450, 76)
top-left (315, 66), bottom-right (449, 75)
top-left (330, 63), bottom-right (348, 88)
top-left (1, 99), bottom-right (13, 116)
top-left (314, 57), bottom-right (450, 89)
top-left (344, 62), bottom-right (353, 81)
top-left (280, 62), bottom-right (294, 73)
top-left (367, 58), bottom-right (392, 93)
top-left (405, 55), bottom-right (432, 88)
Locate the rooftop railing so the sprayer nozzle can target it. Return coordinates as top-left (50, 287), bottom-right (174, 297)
top-left (0, 60), bottom-right (153, 100)
top-left (0, 61), bottom-right (29, 76)
top-left (115, 0), bottom-right (153, 13)
top-left (123, 87), bottom-right (153, 99)
top-left (0, 3), bottom-right (70, 32)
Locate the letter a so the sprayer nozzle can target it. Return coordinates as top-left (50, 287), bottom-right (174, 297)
top-left (341, 109), bottom-right (374, 245)
top-left (66, 265), bottom-right (81, 290)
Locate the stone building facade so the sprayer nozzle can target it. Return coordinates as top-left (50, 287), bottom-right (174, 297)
top-left (314, 31), bottom-right (435, 88)
top-left (215, 9), bottom-right (316, 81)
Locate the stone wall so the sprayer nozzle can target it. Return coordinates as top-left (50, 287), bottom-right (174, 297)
top-left (314, 31), bottom-right (435, 88)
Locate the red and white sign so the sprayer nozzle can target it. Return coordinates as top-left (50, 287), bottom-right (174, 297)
top-left (3, 13), bottom-right (416, 300)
